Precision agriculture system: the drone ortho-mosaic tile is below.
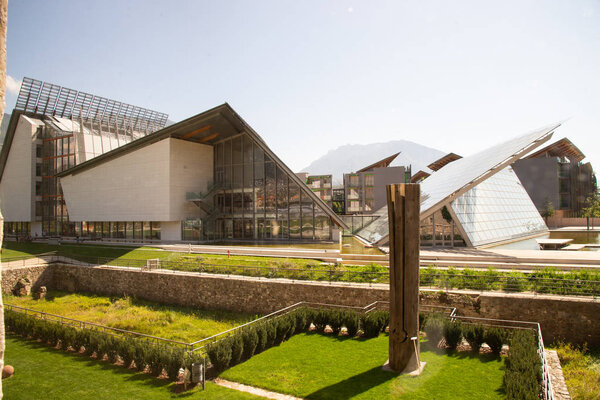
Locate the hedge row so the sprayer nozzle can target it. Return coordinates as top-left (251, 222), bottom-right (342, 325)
top-left (206, 307), bottom-right (394, 375)
top-left (5, 309), bottom-right (189, 381)
top-left (422, 314), bottom-right (509, 355)
top-left (504, 330), bottom-right (542, 400)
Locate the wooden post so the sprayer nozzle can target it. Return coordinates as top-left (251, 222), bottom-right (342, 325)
top-left (387, 183), bottom-right (421, 373)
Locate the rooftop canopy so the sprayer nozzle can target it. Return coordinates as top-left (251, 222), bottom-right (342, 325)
top-left (357, 122), bottom-right (561, 246)
top-left (525, 137), bottom-right (585, 163)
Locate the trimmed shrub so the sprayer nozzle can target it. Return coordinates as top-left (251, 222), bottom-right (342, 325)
top-left (485, 327), bottom-right (508, 356)
top-left (313, 309), bottom-right (328, 332)
top-left (61, 326), bottom-right (77, 350)
top-left (147, 345), bottom-right (164, 376)
top-left (376, 311), bottom-right (390, 333)
top-left (241, 327), bottom-right (258, 360)
top-left (133, 340), bottom-right (149, 371)
top-left (207, 339), bottom-right (232, 375)
top-left (329, 310), bottom-right (344, 335)
top-left (342, 310), bottom-right (360, 337)
top-left (230, 334), bottom-right (244, 366)
top-left (284, 315), bottom-right (296, 340)
top-left (504, 330), bottom-right (541, 400)
top-left (293, 308), bottom-right (310, 332)
top-left (360, 313), bottom-right (381, 338)
top-left (265, 321), bottom-right (277, 348)
top-left (164, 346), bottom-right (184, 381)
top-left (255, 323), bottom-right (268, 353)
top-left (463, 324), bottom-right (485, 353)
top-left (443, 319), bottom-right (463, 350)
top-left (274, 318), bottom-right (289, 345)
top-left (119, 337), bottom-right (136, 368)
top-left (423, 314), bottom-right (445, 348)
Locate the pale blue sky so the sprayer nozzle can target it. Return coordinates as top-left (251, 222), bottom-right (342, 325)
top-left (5, 0), bottom-right (600, 172)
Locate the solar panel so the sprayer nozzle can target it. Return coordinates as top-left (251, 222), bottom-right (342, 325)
top-left (15, 77), bottom-right (169, 128)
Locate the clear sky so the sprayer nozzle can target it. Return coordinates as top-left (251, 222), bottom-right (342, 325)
top-left (5, 0), bottom-right (600, 173)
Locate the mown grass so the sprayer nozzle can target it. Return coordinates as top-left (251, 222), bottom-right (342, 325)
top-left (221, 333), bottom-right (505, 399)
top-left (4, 291), bottom-right (256, 343)
top-left (554, 342), bottom-right (600, 399)
top-left (3, 335), bottom-right (257, 400)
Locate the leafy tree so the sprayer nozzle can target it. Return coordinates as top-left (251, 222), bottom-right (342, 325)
top-left (540, 199), bottom-right (555, 223)
top-left (582, 190), bottom-right (600, 229)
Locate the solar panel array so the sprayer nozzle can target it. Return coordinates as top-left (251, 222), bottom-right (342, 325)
top-left (15, 77), bottom-right (169, 131)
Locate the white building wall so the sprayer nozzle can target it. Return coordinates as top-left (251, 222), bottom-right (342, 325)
top-left (61, 138), bottom-right (213, 223)
top-left (61, 139), bottom-right (172, 221)
top-left (0, 116), bottom-right (43, 222)
top-left (169, 139), bottom-right (213, 220)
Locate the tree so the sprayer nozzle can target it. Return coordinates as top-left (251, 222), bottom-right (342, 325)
top-left (0, 0), bottom-right (7, 397)
top-left (540, 199), bottom-right (555, 224)
top-left (582, 190), bottom-right (600, 230)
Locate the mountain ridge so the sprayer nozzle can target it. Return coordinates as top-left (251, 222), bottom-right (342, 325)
top-left (300, 139), bottom-right (446, 185)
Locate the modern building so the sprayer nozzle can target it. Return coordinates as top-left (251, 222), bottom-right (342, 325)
top-left (343, 153), bottom-right (410, 214)
top-left (0, 78), bottom-right (347, 243)
top-left (356, 123), bottom-right (562, 248)
top-left (296, 173), bottom-right (333, 209)
top-left (512, 138), bottom-right (597, 217)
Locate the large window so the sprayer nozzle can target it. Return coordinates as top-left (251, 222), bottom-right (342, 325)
top-left (213, 133), bottom-right (333, 241)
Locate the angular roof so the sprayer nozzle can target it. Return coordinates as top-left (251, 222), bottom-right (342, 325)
top-left (410, 170), bottom-right (431, 183)
top-left (427, 152), bottom-right (463, 172)
top-left (356, 152), bottom-right (400, 172)
top-left (57, 103), bottom-right (348, 229)
top-left (356, 122), bottom-right (561, 246)
top-left (525, 137), bottom-right (585, 163)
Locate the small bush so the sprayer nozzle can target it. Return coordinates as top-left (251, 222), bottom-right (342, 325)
top-left (133, 340), bottom-right (149, 371)
top-left (241, 327), bottom-right (258, 360)
top-left (423, 314), bottom-right (445, 348)
top-left (443, 319), bottom-right (463, 350)
top-left (119, 337), bottom-right (136, 368)
top-left (230, 334), bottom-right (244, 366)
top-left (328, 310), bottom-right (344, 335)
top-left (463, 324), bottom-right (485, 353)
top-left (313, 309), bottom-right (328, 332)
top-left (164, 346), bottom-right (184, 381)
top-left (485, 327), bottom-right (507, 356)
top-left (360, 313), bottom-right (381, 338)
top-left (265, 321), bottom-right (277, 348)
top-left (147, 345), bottom-right (164, 376)
top-left (293, 308), bottom-right (310, 332)
top-left (342, 310), bottom-right (360, 337)
top-left (207, 339), bottom-right (232, 375)
top-left (255, 323), bottom-right (268, 353)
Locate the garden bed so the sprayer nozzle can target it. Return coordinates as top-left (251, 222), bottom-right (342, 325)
top-left (3, 291), bottom-right (255, 343)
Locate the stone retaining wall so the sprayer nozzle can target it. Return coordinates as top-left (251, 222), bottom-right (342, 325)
top-left (3, 262), bottom-right (599, 346)
top-left (1, 264), bottom-right (51, 295)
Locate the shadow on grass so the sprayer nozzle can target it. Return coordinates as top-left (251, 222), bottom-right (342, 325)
top-left (2, 241), bottom-right (143, 263)
top-left (14, 336), bottom-right (172, 390)
top-left (305, 366), bottom-right (398, 400)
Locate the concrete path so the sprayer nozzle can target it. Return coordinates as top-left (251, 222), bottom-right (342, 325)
top-left (214, 378), bottom-right (303, 400)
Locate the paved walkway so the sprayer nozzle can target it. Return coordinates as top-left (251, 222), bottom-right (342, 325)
top-left (214, 378), bottom-right (303, 400)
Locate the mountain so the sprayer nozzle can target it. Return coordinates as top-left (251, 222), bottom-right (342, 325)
top-left (301, 140), bottom-right (446, 185)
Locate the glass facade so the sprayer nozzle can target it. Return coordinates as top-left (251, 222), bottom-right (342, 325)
top-left (451, 167), bottom-right (546, 247)
top-left (211, 133), bottom-right (333, 241)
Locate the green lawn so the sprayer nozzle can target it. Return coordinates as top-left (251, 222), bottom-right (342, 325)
top-left (3, 335), bottom-right (257, 400)
top-left (4, 291), bottom-right (256, 343)
top-left (221, 333), bottom-right (506, 399)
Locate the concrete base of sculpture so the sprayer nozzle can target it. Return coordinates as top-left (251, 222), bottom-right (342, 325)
top-left (382, 360), bottom-right (426, 376)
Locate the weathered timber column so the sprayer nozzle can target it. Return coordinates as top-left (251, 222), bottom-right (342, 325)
top-left (387, 183), bottom-right (421, 373)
